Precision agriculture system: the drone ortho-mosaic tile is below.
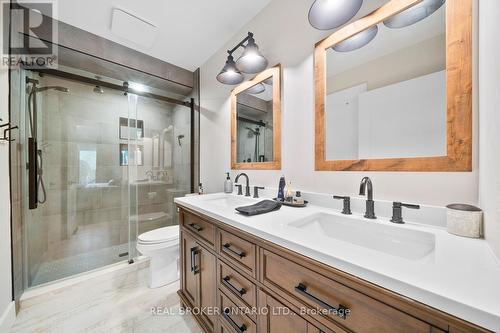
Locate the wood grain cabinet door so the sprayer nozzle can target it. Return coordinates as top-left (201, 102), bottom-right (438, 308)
top-left (258, 290), bottom-right (322, 333)
top-left (181, 230), bottom-right (198, 306)
top-left (198, 244), bottom-right (217, 330)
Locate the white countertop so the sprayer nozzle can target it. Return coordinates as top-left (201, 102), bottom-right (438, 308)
top-left (175, 193), bottom-right (500, 331)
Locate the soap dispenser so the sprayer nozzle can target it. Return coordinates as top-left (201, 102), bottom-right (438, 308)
top-left (224, 172), bottom-right (233, 193)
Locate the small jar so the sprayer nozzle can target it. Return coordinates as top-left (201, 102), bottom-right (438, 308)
top-left (446, 204), bottom-right (483, 238)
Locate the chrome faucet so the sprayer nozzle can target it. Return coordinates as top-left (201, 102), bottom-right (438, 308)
top-left (235, 173), bottom-right (251, 197)
top-left (359, 177), bottom-right (376, 219)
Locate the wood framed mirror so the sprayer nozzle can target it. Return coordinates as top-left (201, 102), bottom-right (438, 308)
top-left (231, 64), bottom-right (281, 170)
top-left (315, 0), bottom-right (472, 171)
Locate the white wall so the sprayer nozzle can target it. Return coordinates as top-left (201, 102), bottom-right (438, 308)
top-left (325, 84), bottom-right (365, 160)
top-left (357, 71), bottom-right (446, 159)
top-left (479, 0), bottom-right (500, 259)
top-left (0, 3), bottom-right (15, 331)
top-left (326, 71), bottom-right (446, 160)
top-left (200, 0), bottom-right (479, 207)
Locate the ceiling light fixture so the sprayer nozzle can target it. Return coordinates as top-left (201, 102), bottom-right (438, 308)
top-left (129, 82), bottom-right (147, 92)
top-left (383, 0), bottom-right (445, 29)
top-left (333, 25), bottom-right (378, 52)
top-left (217, 32), bottom-right (268, 85)
top-left (308, 0), bottom-right (363, 30)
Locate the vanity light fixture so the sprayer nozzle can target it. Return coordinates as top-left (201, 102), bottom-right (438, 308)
top-left (216, 55), bottom-right (244, 85)
top-left (383, 0), bottom-right (445, 29)
top-left (308, 0), bottom-right (363, 30)
top-left (245, 83), bottom-right (266, 94)
top-left (216, 32), bottom-right (268, 85)
top-left (333, 25), bottom-right (378, 52)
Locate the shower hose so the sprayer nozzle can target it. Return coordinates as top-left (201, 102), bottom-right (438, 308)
top-left (28, 89), bottom-right (47, 204)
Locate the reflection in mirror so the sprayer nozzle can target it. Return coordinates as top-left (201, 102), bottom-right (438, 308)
top-left (325, 3), bottom-right (446, 161)
top-left (236, 78), bottom-right (274, 163)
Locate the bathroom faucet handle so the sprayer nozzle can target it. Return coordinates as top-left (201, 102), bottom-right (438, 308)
top-left (253, 186), bottom-right (265, 198)
top-left (333, 196), bottom-right (352, 215)
top-left (235, 184), bottom-right (243, 195)
top-left (391, 202), bottom-right (420, 224)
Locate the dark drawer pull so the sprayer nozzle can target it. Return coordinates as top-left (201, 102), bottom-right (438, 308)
top-left (223, 276), bottom-right (246, 296)
top-left (223, 308), bottom-right (247, 333)
top-left (188, 223), bottom-right (203, 232)
top-left (223, 243), bottom-right (246, 258)
top-left (190, 247), bottom-right (200, 274)
top-left (294, 283), bottom-right (349, 320)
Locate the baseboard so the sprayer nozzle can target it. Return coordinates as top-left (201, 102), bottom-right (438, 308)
top-left (0, 301), bottom-right (16, 333)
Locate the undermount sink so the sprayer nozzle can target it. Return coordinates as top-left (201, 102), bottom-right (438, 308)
top-left (202, 195), bottom-right (256, 208)
top-left (288, 213), bottom-right (435, 260)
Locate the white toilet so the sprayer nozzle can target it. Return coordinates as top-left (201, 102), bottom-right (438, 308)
top-left (137, 225), bottom-right (180, 288)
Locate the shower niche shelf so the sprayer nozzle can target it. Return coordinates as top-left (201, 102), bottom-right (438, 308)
top-left (120, 144), bottom-right (144, 166)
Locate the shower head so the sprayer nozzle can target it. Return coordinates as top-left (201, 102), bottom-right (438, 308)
top-left (35, 86), bottom-right (69, 93)
top-left (177, 134), bottom-right (185, 147)
top-left (93, 85), bottom-right (104, 94)
top-left (246, 127), bottom-right (260, 135)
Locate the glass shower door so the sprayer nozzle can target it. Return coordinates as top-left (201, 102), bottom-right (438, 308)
top-left (21, 71), bottom-right (140, 287)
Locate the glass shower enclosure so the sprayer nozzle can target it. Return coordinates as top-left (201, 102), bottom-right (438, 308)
top-left (10, 46), bottom-right (198, 291)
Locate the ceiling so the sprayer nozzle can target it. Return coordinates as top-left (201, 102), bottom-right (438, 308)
top-left (51, 0), bottom-right (271, 71)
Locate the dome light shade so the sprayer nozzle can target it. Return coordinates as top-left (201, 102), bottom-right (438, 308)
top-left (308, 0), bottom-right (363, 30)
top-left (216, 55), bottom-right (244, 85)
top-left (235, 37), bottom-right (268, 74)
top-left (246, 83), bottom-right (266, 94)
top-left (333, 25), bottom-right (378, 52)
top-left (383, 0), bottom-right (445, 29)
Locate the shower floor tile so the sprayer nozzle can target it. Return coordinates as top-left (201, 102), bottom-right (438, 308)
top-left (31, 242), bottom-right (135, 286)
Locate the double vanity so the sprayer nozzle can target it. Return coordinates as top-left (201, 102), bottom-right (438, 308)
top-left (175, 188), bottom-right (500, 333)
top-left (175, 1), bottom-right (497, 332)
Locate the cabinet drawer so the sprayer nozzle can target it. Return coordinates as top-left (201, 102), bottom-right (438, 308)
top-left (219, 290), bottom-right (257, 333)
top-left (261, 249), bottom-right (435, 333)
top-left (181, 211), bottom-right (215, 248)
top-left (219, 229), bottom-right (257, 278)
top-left (218, 260), bottom-right (257, 309)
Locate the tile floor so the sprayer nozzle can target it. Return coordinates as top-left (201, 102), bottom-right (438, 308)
top-left (11, 260), bottom-right (202, 333)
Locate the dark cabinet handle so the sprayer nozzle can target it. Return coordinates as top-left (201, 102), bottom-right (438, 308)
top-left (222, 276), bottom-right (246, 296)
top-left (188, 223), bottom-right (203, 232)
top-left (294, 283), bottom-right (349, 320)
top-left (223, 243), bottom-right (246, 258)
top-left (223, 308), bottom-right (247, 333)
top-left (190, 247), bottom-right (200, 274)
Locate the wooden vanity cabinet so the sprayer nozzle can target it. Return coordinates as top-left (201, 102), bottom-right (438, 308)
top-left (257, 290), bottom-right (322, 333)
top-left (177, 207), bottom-right (491, 333)
top-left (180, 229), bottom-right (217, 331)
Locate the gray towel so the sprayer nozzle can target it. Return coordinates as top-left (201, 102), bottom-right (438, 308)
top-left (235, 200), bottom-right (282, 216)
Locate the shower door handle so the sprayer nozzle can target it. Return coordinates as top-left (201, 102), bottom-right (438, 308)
top-left (28, 138), bottom-right (38, 209)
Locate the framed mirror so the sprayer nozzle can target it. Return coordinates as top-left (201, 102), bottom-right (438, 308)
top-left (315, 0), bottom-right (472, 171)
top-left (231, 65), bottom-right (281, 170)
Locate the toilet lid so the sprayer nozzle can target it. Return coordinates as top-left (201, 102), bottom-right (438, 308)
top-left (138, 225), bottom-right (179, 244)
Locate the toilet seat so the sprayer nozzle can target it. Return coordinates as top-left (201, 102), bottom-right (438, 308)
top-left (138, 225), bottom-right (179, 245)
